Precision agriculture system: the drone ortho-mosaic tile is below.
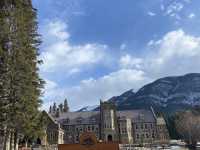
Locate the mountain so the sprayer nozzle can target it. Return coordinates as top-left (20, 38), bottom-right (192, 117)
top-left (109, 89), bottom-right (136, 105)
top-left (77, 105), bottom-right (99, 112)
top-left (115, 73), bottom-right (200, 113)
top-left (78, 73), bottom-right (200, 113)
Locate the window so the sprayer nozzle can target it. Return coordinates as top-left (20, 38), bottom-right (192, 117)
top-left (76, 136), bottom-right (79, 142)
top-left (136, 134), bottom-right (139, 139)
top-left (77, 117), bottom-right (83, 124)
top-left (88, 126), bottom-right (91, 131)
top-left (145, 124), bottom-right (148, 129)
top-left (152, 133), bottom-right (155, 138)
top-left (65, 126), bottom-right (69, 131)
top-left (142, 134), bottom-right (144, 138)
top-left (91, 118), bottom-right (96, 123)
top-left (146, 134), bottom-right (149, 138)
top-left (92, 126), bottom-right (94, 131)
top-left (151, 124), bottom-right (153, 129)
top-left (141, 124), bottom-right (144, 129)
top-left (135, 125), bottom-right (138, 129)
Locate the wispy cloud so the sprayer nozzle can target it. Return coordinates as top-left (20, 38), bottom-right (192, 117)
top-left (188, 13), bottom-right (195, 19)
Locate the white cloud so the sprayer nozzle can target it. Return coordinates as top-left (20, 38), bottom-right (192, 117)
top-left (119, 29), bottom-right (200, 78)
top-left (162, 1), bottom-right (187, 21)
top-left (188, 13), bottom-right (195, 19)
top-left (160, 4), bottom-right (165, 11)
top-left (120, 43), bottom-right (127, 50)
top-left (43, 69), bottom-right (152, 110)
top-left (40, 20), bottom-right (108, 74)
top-left (47, 21), bottom-right (70, 40)
top-left (120, 54), bottom-right (143, 69)
top-left (41, 25), bottom-right (200, 111)
top-left (147, 11), bottom-right (156, 16)
top-left (165, 2), bottom-right (184, 15)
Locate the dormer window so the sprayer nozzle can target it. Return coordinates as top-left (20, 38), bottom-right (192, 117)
top-left (90, 118), bottom-right (96, 123)
top-left (138, 114), bottom-right (145, 121)
top-left (63, 118), bottom-right (70, 124)
top-left (77, 117), bottom-right (83, 124)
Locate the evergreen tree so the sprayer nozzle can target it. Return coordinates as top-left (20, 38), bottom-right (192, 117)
top-left (0, 0), bottom-right (12, 128)
top-left (59, 103), bottom-right (63, 113)
top-left (53, 102), bottom-right (57, 113)
top-left (63, 99), bottom-right (69, 112)
top-left (49, 106), bottom-right (52, 113)
top-left (55, 108), bottom-right (60, 118)
top-left (0, 0), bottom-right (44, 148)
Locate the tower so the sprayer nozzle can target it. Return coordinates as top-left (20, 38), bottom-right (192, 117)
top-left (100, 101), bottom-right (119, 142)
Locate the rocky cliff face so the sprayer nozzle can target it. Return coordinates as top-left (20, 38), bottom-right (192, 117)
top-left (79, 73), bottom-right (200, 113)
top-left (115, 73), bottom-right (200, 113)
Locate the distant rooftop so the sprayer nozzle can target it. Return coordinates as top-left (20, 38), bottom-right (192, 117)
top-left (52, 109), bottom-right (156, 125)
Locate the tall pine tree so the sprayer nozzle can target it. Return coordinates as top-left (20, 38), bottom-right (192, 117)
top-left (0, 0), bottom-right (44, 149)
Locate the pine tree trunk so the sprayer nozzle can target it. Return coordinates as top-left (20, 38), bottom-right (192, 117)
top-left (3, 130), bottom-right (10, 150)
top-left (14, 132), bottom-right (19, 150)
top-left (10, 131), bottom-right (15, 150)
top-left (25, 139), bottom-right (28, 148)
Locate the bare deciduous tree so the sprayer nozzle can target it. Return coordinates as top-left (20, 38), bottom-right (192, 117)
top-left (175, 111), bottom-right (200, 146)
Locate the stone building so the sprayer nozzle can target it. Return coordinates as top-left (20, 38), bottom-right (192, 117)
top-left (48, 101), bottom-right (169, 145)
top-left (155, 117), bottom-right (169, 143)
top-left (41, 111), bottom-right (64, 146)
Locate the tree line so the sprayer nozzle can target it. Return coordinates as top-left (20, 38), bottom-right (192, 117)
top-left (0, 0), bottom-right (45, 149)
top-left (165, 106), bottom-right (200, 147)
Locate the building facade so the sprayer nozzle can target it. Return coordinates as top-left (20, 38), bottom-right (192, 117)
top-left (41, 111), bottom-right (64, 146)
top-left (48, 101), bottom-right (169, 145)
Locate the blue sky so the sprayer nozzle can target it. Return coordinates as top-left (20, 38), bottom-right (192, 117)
top-left (32, 0), bottom-right (200, 110)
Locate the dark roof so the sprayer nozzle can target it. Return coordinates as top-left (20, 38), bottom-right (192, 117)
top-left (55, 111), bottom-right (100, 125)
top-left (43, 110), bottom-right (59, 124)
top-left (54, 109), bottom-right (156, 125)
top-left (117, 110), bottom-right (156, 122)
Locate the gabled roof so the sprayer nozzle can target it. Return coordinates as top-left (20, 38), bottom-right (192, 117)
top-left (156, 117), bottom-right (166, 125)
top-left (42, 110), bottom-right (59, 125)
top-left (53, 109), bottom-right (156, 125)
top-left (117, 109), bottom-right (156, 122)
top-left (55, 111), bottom-right (100, 125)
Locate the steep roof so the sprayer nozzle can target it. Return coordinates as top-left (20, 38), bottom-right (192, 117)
top-left (42, 110), bottom-right (59, 125)
top-left (53, 109), bottom-right (156, 125)
top-left (55, 111), bottom-right (100, 125)
top-left (117, 110), bottom-right (156, 122)
top-left (156, 117), bottom-right (166, 125)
